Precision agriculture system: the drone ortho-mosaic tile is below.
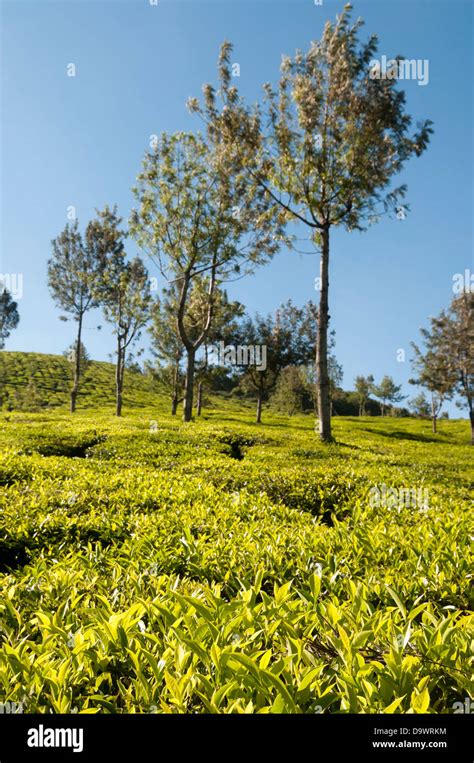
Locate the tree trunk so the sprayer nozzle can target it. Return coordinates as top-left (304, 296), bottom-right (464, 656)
top-left (316, 226), bottom-right (332, 442)
top-left (171, 362), bottom-right (179, 415)
top-left (256, 393), bottom-right (263, 424)
top-left (470, 408), bottom-right (474, 445)
top-left (116, 344), bottom-right (123, 417)
top-left (183, 348), bottom-right (195, 422)
top-left (70, 312), bottom-right (83, 413)
top-left (431, 398), bottom-right (437, 433)
top-left (196, 381), bottom-right (203, 416)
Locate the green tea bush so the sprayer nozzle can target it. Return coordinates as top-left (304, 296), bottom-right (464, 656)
top-left (0, 406), bottom-right (472, 713)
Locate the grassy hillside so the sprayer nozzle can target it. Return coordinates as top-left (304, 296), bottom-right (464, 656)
top-left (0, 351), bottom-right (161, 410)
top-left (0, 404), bottom-right (472, 714)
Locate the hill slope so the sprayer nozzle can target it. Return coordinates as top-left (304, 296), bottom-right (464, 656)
top-left (0, 351), bottom-right (161, 410)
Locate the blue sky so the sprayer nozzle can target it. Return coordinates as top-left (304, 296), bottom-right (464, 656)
top-left (1, 0), bottom-right (473, 415)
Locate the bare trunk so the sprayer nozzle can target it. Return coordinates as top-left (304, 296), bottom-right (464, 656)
top-left (196, 381), bottom-right (203, 416)
top-left (70, 313), bottom-right (83, 413)
top-left (316, 226), bottom-right (332, 442)
top-left (183, 348), bottom-right (195, 422)
top-left (171, 362), bottom-right (179, 415)
top-left (431, 397), bottom-right (437, 433)
top-left (116, 344), bottom-right (124, 417)
top-left (256, 393), bottom-right (263, 424)
top-left (470, 409), bottom-right (474, 445)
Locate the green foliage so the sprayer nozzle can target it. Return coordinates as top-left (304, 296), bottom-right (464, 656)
top-left (412, 292), bottom-right (474, 440)
top-left (0, 403), bottom-right (471, 714)
top-left (0, 282), bottom-right (20, 350)
top-left (371, 376), bottom-right (405, 416)
top-left (271, 366), bottom-right (313, 415)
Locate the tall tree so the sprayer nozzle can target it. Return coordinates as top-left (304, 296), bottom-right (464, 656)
top-left (0, 280), bottom-right (19, 349)
top-left (48, 208), bottom-right (123, 412)
top-left (410, 333), bottom-right (455, 433)
top-left (371, 375), bottom-right (404, 416)
top-left (48, 219), bottom-right (102, 412)
top-left (354, 374), bottom-right (374, 416)
top-left (414, 292), bottom-right (473, 443)
top-left (100, 254), bottom-right (151, 417)
top-left (130, 131), bottom-right (281, 421)
top-left (189, 4), bottom-right (432, 441)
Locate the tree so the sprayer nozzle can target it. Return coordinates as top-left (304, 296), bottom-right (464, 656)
top-left (148, 287), bottom-right (185, 415)
top-left (0, 280), bottom-right (19, 349)
top-left (354, 374), bottom-right (374, 416)
top-left (410, 329), bottom-right (455, 433)
top-left (442, 292), bottom-right (474, 443)
top-left (371, 375), bottom-right (405, 416)
top-left (408, 392), bottom-right (431, 419)
top-left (414, 292), bottom-right (473, 443)
top-left (130, 131), bottom-right (282, 422)
top-left (99, 250), bottom-right (152, 417)
top-left (195, 290), bottom-right (245, 416)
top-left (189, 4), bottom-right (432, 441)
top-left (271, 365), bottom-right (313, 416)
top-left (48, 214), bottom-right (109, 412)
top-left (236, 300), bottom-right (316, 423)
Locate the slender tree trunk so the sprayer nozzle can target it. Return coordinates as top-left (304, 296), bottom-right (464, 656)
top-left (70, 312), bottom-right (83, 413)
top-left (316, 226), bottom-right (332, 442)
top-left (171, 362), bottom-right (179, 415)
top-left (116, 343), bottom-right (123, 417)
top-left (183, 348), bottom-right (195, 422)
top-left (431, 397), bottom-right (437, 433)
top-left (256, 393), bottom-right (263, 424)
top-left (469, 405), bottom-right (474, 445)
top-left (196, 381), bottom-right (203, 416)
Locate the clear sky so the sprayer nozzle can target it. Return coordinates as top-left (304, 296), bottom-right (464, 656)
top-left (1, 0), bottom-right (473, 415)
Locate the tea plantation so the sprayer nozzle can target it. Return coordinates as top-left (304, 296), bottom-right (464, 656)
top-left (0, 380), bottom-right (472, 713)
